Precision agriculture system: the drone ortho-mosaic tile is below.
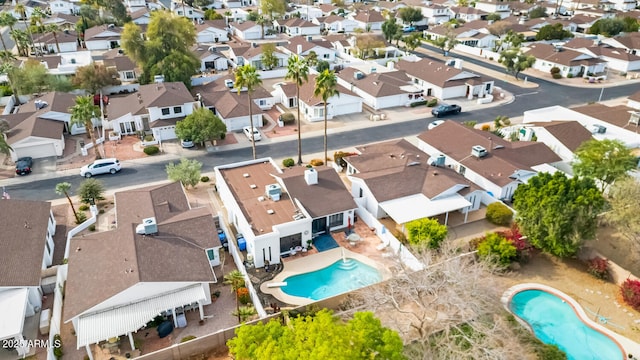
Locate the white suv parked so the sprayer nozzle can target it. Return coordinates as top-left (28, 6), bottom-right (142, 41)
top-left (243, 126), bottom-right (262, 141)
top-left (80, 158), bottom-right (121, 178)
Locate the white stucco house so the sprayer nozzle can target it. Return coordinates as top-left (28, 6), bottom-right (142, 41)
top-left (32, 30), bottom-right (79, 54)
top-left (0, 200), bottom-right (56, 358)
top-left (231, 21), bottom-right (262, 40)
top-left (195, 20), bottom-right (230, 44)
top-left (49, 0), bottom-right (80, 15)
top-left (192, 46), bottom-right (229, 72)
top-left (518, 121), bottom-right (595, 163)
top-left (64, 182), bottom-right (222, 359)
top-left (274, 18), bottom-right (321, 37)
top-left (525, 43), bottom-right (607, 78)
top-left (281, 36), bottom-right (336, 62)
top-left (312, 15), bottom-right (360, 33)
top-left (215, 158), bottom-right (357, 268)
top-left (83, 25), bottom-right (122, 51)
top-left (37, 51), bottom-right (93, 77)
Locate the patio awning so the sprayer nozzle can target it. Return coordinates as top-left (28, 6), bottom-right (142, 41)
top-left (379, 194), bottom-right (472, 224)
top-left (76, 284), bottom-right (206, 349)
top-left (0, 288), bottom-right (28, 341)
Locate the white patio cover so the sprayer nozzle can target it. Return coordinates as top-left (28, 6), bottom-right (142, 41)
top-left (76, 284), bottom-right (206, 349)
top-left (379, 194), bottom-right (472, 224)
top-left (0, 288), bottom-right (28, 340)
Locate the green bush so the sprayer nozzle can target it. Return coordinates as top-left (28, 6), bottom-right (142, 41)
top-left (200, 176), bottom-right (210, 182)
top-left (410, 100), bottom-right (428, 107)
top-left (144, 145), bottom-right (160, 155)
top-left (99, 209), bottom-right (105, 214)
top-left (567, 73), bottom-right (573, 78)
top-left (552, 73), bottom-right (562, 79)
top-left (79, 204), bottom-right (89, 211)
top-left (426, 98), bottom-right (438, 107)
top-left (310, 159), bottom-right (324, 166)
top-left (279, 113), bottom-right (295, 124)
top-left (550, 66), bottom-right (560, 74)
top-left (88, 224), bottom-right (96, 231)
top-left (462, 121), bottom-right (477, 128)
top-left (144, 135), bottom-right (155, 142)
top-left (534, 343), bottom-right (567, 360)
top-left (486, 202), bottom-right (513, 226)
top-left (477, 232), bottom-right (517, 266)
top-left (180, 335), bottom-right (197, 343)
top-left (283, 158), bottom-right (295, 167)
top-left (53, 334), bottom-right (63, 359)
top-left (75, 212), bottom-right (88, 224)
top-left (0, 85), bottom-right (13, 96)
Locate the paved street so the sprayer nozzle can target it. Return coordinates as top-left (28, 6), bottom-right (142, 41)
top-left (2, 48), bottom-right (638, 201)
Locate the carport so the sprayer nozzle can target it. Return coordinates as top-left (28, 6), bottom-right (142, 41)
top-left (379, 193), bottom-right (472, 226)
top-left (0, 289), bottom-right (30, 357)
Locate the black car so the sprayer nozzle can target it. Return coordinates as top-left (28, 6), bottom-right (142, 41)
top-left (15, 157), bottom-right (33, 175)
top-left (431, 104), bottom-right (462, 118)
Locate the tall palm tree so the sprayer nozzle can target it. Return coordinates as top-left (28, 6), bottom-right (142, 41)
top-left (223, 270), bottom-right (246, 323)
top-left (0, 12), bottom-right (17, 52)
top-left (9, 29), bottom-right (28, 57)
top-left (313, 70), bottom-right (339, 167)
top-left (31, 7), bottom-right (46, 33)
top-left (0, 50), bottom-right (21, 105)
top-left (45, 24), bottom-right (61, 53)
top-left (70, 95), bottom-right (102, 159)
top-left (285, 55), bottom-right (309, 165)
top-left (0, 119), bottom-right (12, 156)
top-left (55, 182), bottom-right (79, 223)
top-left (234, 64), bottom-right (262, 160)
top-left (15, 5), bottom-right (36, 57)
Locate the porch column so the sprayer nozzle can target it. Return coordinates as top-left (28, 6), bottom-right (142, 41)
top-left (198, 301), bottom-right (204, 321)
top-left (444, 211), bottom-right (449, 226)
top-left (172, 308), bottom-right (178, 328)
top-left (128, 332), bottom-right (135, 352)
top-left (85, 344), bottom-right (94, 360)
top-left (464, 209), bottom-right (469, 224)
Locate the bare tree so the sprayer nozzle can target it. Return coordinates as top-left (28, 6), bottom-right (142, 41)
top-left (340, 244), bottom-right (537, 359)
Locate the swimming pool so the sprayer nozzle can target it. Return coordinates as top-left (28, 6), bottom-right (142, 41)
top-left (281, 258), bottom-right (382, 300)
top-left (509, 289), bottom-right (625, 360)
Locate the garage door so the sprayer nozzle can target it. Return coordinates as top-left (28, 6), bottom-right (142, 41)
top-left (155, 126), bottom-right (176, 141)
top-left (334, 101), bottom-right (362, 116)
top-left (15, 143), bottom-right (56, 159)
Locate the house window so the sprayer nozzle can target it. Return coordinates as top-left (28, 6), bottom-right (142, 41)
top-left (124, 71), bottom-right (135, 80)
top-left (259, 99), bottom-right (266, 106)
top-left (328, 213), bottom-right (343, 227)
top-left (173, 106), bottom-right (183, 114)
top-left (323, 53), bottom-right (330, 59)
top-left (45, 240), bottom-right (51, 255)
top-left (459, 165), bottom-right (466, 176)
top-left (206, 248), bottom-right (215, 261)
top-left (161, 108), bottom-right (170, 116)
top-left (358, 188), bottom-right (363, 198)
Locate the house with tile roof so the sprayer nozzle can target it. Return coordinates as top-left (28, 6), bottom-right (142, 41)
top-left (524, 43), bottom-right (606, 78)
top-left (191, 45), bottom-right (230, 72)
top-left (230, 21), bottom-right (262, 40)
top-left (350, 10), bottom-right (386, 31)
top-left (281, 36), bottom-right (337, 62)
top-left (276, 74), bottom-right (362, 122)
top-left (197, 75), bottom-right (269, 131)
top-left (228, 43), bottom-right (289, 70)
top-left (130, 8), bottom-right (152, 25)
top-left (475, 0), bottom-right (511, 18)
top-left (394, 57), bottom-right (494, 100)
top-left (49, 0), bottom-right (79, 15)
top-left (450, 6), bottom-right (488, 22)
top-left (43, 13), bottom-right (79, 31)
top-left (344, 139), bottom-right (485, 226)
top-left (520, 121), bottom-right (595, 163)
top-left (602, 32), bottom-right (640, 56)
top-left (274, 18), bottom-right (321, 37)
top-left (215, 158), bottom-right (357, 268)
top-left (417, 121), bottom-right (563, 201)
top-left (311, 14), bottom-right (360, 33)
top-left (83, 24), bottom-right (122, 51)
top-left (426, 22), bottom-right (498, 49)
top-left (105, 82), bottom-right (198, 139)
top-left (195, 20), bottom-right (229, 44)
top-left (582, 46), bottom-right (640, 72)
top-left (419, 3), bottom-right (453, 25)
top-left (523, 104), bottom-right (640, 148)
top-left (101, 49), bottom-right (140, 83)
top-left (0, 199), bottom-right (56, 358)
top-left (336, 66), bottom-right (424, 110)
top-left (34, 51), bottom-right (93, 77)
top-left (32, 30), bottom-right (79, 54)
top-left (64, 182), bottom-right (222, 357)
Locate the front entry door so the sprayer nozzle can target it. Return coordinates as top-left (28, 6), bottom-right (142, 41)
top-left (312, 217), bottom-right (327, 234)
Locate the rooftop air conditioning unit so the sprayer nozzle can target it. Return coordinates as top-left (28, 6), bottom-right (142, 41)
top-left (471, 145), bottom-right (488, 158)
top-left (136, 217), bottom-right (158, 235)
top-left (265, 184), bottom-right (282, 201)
top-left (354, 71), bottom-right (365, 80)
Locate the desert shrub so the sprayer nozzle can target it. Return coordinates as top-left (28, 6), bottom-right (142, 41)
top-left (550, 66), bottom-right (560, 74)
top-left (79, 204), bottom-right (89, 211)
top-left (75, 212), bottom-right (88, 224)
top-left (53, 334), bottom-right (63, 359)
top-left (587, 257), bottom-right (609, 280)
top-left (567, 73), bottom-right (573, 78)
top-left (282, 158), bottom-right (295, 167)
top-left (552, 73), bottom-right (562, 79)
top-left (144, 145), bottom-right (160, 155)
top-left (486, 202), bottom-right (513, 225)
top-left (200, 176), bottom-right (210, 182)
top-left (333, 151), bottom-right (355, 168)
top-left (237, 287), bottom-right (251, 305)
top-left (144, 134), bottom-right (154, 142)
top-left (88, 224), bottom-right (96, 231)
top-left (481, 124), bottom-right (490, 131)
top-left (621, 279), bottom-right (640, 311)
top-left (535, 343), bottom-right (567, 360)
top-left (279, 113), bottom-right (295, 124)
top-left (410, 100), bottom-right (427, 107)
top-left (180, 336), bottom-right (197, 343)
top-left (99, 209), bottom-right (105, 214)
top-left (476, 232), bottom-right (517, 266)
top-left (426, 98), bottom-right (438, 107)
top-left (462, 120), bottom-right (477, 128)
top-left (488, 56), bottom-right (494, 61)
top-left (310, 158), bottom-right (324, 166)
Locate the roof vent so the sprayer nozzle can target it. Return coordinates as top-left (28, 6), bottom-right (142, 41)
top-left (34, 100), bottom-right (48, 110)
top-left (225, 79), bottom-right (234, 88)
top-left (471, 145), bottom-right (488, 158)
top-left (407, 161), bottom-right (420, 166)
top-left (267, 209), bottom-right (275, 214)
top-left (135, 217), bottom-right (158, 235)
top-left (243, 173), bottom-right (250, 177)
top-left (354, 71), bottom-right (365, 80)
top-left (250, 184), bottom-right (257, 189)
top-left (258, 196), bottom-right (265, 201)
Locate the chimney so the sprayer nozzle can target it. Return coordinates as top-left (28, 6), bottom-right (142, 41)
top-left (304, 168), bottom-right (318, 185)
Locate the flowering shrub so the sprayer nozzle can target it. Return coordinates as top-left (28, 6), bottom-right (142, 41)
top-left (476, 232), bottom-right (517, 267)
top-left (621, 279), bottom-right (640, 311)
top-left (497, 223), bottom-right (534, 262)
top-left (587, 257), bottom-right (609, 280)
top-left (237, 287), bottom-right (251, 305)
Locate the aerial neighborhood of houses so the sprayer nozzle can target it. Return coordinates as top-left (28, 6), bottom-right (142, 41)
top-left (1, 0), bottom-right (640, 358)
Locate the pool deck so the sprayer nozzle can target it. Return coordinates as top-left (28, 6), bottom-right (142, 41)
top-left (260, 247), bottom-right (392, 306)
top-left (502, 283), bottom-right (640, 359)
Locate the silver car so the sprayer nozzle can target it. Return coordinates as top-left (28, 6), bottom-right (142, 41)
top-left (80, 158), bottom-right (121, 178)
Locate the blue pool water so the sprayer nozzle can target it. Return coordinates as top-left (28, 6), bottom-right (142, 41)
top-left (281, 259), bottom-right (382, 300)
top-left (510, 289), bottom-right (624, 360)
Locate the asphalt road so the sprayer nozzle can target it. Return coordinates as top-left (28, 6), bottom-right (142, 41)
top-left (5, 49), bottom-right (639, 201)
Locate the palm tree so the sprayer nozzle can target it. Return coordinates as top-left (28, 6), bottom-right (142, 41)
top-left (15, 5), bottom-right (36, 57)
top-left (223, 270), bottom-right (246, 323)
top-left (9, 29), bottom-right (28, 57)
top-left (31, 7), bottom-right (46, 33)
top-left (55, 182), bottom-right (79, 223)
top-left (224, 11), bottom-right (232, 26)
top-left (45, 24), bottom-right (61, 53)
top-left (0, 12), bottom-right (17, 52)
top-left (0, 119), bottom-right (12, 156)
top-left (313, 70), bottom-right (339, 167)
top-left (234, 64), bottom-right (262, 160)
top-left (0, 50), bottom-right (21, 105)
top-left (70, 95), bottom-right (102, 159)
top-left (285, 55), bottom-right (309, 165)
